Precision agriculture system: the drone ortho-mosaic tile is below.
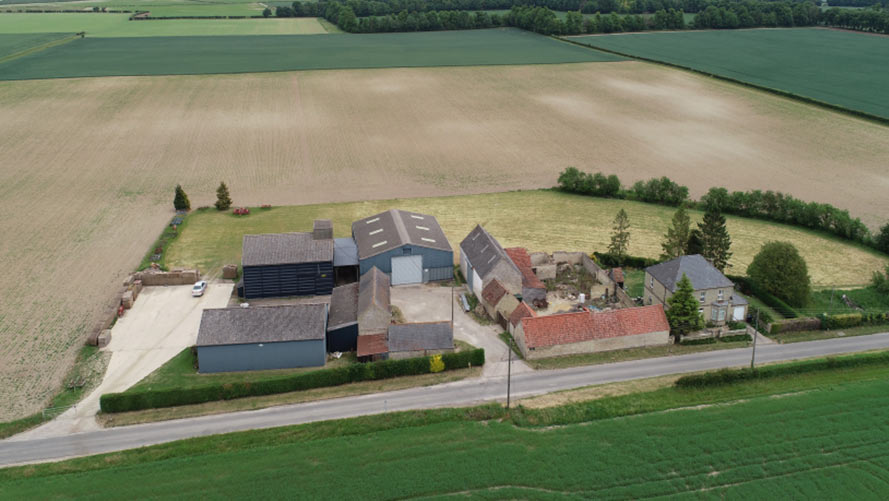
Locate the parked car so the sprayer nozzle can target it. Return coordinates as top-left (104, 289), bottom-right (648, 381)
top-left (192, 281), bottom-right (208, 297)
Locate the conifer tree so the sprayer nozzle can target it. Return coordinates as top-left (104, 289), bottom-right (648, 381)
top-left (699, 208), bottom-right (732, 271)
top-left (661, 206), bottom-right (690, 259)
top-left (173, 184), bottom-right (190, 211)
top-left (215, 182), bottom-right (232, 211)
top-left (666, 274), bottom-right (704, 338)
top-left (608, 208), bottom-right (631, 260)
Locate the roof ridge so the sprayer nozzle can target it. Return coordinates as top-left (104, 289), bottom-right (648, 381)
top-left (390, 209), bottom-right (411, 247)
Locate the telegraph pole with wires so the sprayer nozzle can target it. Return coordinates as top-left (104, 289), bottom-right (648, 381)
top-left (506, 345), bottom-right (512, 409)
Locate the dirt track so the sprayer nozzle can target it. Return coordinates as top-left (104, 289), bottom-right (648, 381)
top-left (1, 61), bottom-right (888, 420)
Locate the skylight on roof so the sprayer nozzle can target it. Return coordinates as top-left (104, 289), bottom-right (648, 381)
top-left (480, 244), bottom-right (489, 253)
top-left (369, 229), bottom-right (383, 236)
top-left (371, 240), bottom-right (388, 248)
top-left (410, 215), bottom-right (424, 220)
top-left (366, 217), bottom-right (380, 224)
top-left (421, 238), bottom-right (436, 243)
top-left (487, 255), bottom-right (497, 264)
top-left (416, 226), bottom-right (430, 231)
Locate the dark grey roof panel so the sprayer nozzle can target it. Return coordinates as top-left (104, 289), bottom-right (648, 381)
top-left (334, 237), bottom-right (359, 267)
top-left (328, 283), bottom-right (359, 329)
top-left (388, 322), bottom-right (453, 352)
top-left (351, 209), bottom-right (452, 259)
top-left (242, 232), bottom-right (333, 267)
top-left (358, 267), bottom-right (390, 314)
top-left (197, 304), bottom-right (327, 347)
top-left (645, 254), bottom-right (734, 293)
top-left (459, 225), bottom-right (518, 280)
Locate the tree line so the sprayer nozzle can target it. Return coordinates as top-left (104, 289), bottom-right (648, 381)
top-left (557, 167), bottom-right (889, 255)
top-left (820, 6), bottom-right (889, 34)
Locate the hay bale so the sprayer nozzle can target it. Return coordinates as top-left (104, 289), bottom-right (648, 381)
top-left (222, 264), bottom-right (238, 280)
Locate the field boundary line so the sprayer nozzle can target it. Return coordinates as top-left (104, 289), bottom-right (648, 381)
top-left (554, 34), bottom-right (889, 128)
top-left (0, 33), bottom-right (81, 65)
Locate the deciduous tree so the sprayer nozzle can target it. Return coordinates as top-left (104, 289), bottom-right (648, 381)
top-left (747, 241), bottom-right (811, 307)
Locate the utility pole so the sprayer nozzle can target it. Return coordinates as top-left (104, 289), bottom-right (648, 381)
top-left (828, 288), bottom-right (835, 313)
top-left (750, 309), bottom-right (759, 370)
top-left (451, 285), bottom-right (454, 328)
top-left (506, 346), bottom-right (512, 409)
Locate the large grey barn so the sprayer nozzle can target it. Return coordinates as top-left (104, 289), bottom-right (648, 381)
top-left (241, 220), bottom-right (334, 299)
top-left (351, 209), bottom-right (453, 285)
top-left (196, 304), bottom-right (328, 373)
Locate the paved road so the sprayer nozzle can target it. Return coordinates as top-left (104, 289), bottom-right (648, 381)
top-left (2, 332), bottom-right (888, 468)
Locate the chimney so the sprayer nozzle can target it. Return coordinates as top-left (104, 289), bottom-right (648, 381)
top-left (313, 219), bottom-right (333, 240)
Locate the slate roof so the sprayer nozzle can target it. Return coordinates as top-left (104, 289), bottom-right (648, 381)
top-left (357, 332), bottom-right (389, 357)
top-left (328, 283), bottom-right (359, 330)
top-left (358, 267), bottom-right (390, 315)
top-left (521, 305), bottom-right (669, 349)
top-left (645, 254), bottom-right (733, 293)
top-left (352, 209), bottom-right (452, 259)
top-left (460, 225), bottom-right (519, 280)
top-left (509, 301), bottom-right (536, 327)
top-left (333, 237), bottom-right (359, 267)
top-left (196, 304), bottom-right (327, 347)
top-left (482, 279), bottom-right (508, 307)
top-left (242, 232), bottom-right (333, 267)
top-left (504, 247), bottom-right (546, 290)
top-left (388, 322), bottom-right (454, 352)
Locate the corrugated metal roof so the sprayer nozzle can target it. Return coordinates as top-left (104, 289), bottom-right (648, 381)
top-left (242, 232), bottom-right (333, 267)
top-left (388, 321), bottom-right (453, 352)
top-left (351, 209), bottom-right (452, 259)
top-left (196, 304), bottom-right (327, 347)
top-left (334, 237), bottom-right (359, 267)
top-left (459, 225), bottom-right (518, 280)
top-left (328, 283), bottom-right (359, 330)
top-left (357, 333), bottom-right (389, 357)
top-left (645, 255), bottom-right (733, 293)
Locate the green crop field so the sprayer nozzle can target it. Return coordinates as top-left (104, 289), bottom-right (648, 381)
top-left (0, 28), bottom-right (622, 80)
top-left (0, 13), bottom-right (327, 36)
top-left (163, 191), bottom-right (888, 288)
top-left (0, 32), bottom-right (71, 59)
top-left (0, 0), bottom-right (264, 17)
top-left (568, 28), bottom-right (889, 120)
top-left (4, 366), bottom-right (889, 497)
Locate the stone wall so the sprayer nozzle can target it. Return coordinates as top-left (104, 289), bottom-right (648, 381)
top-left (134, 269), bottom-right (200, 286)
top-left (581, 254), bottom-right (635, 308)
top-left (552, 251), bottom-right (584, 265)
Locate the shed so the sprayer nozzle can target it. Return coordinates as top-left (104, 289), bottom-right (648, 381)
top-left (387, 321), bottom-right (454, 360)
top-left (196, 304), bottom-right (327, 373)
top-left (334, 237), bottom-right (359, 285)
top-left (358, 267), bottom-right (391, 335)
top-left (459, 225), bottom-right (521, 298)
top-left (352, 209), bottom-right (453, 285)
top-left (240, 220), bottom-right (334, 299)
top-left (327, 283), bottom-right (359, 352)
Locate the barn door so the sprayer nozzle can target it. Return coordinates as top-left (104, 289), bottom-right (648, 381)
top-left (391, 255), bottom-right (423, 285)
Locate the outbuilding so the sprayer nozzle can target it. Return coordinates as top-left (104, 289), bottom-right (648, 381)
top-left (327, 283), bottom-right (359, 353)
top-left (459, 225), bottom-right (522, 299)
top-left (196, 304), bottom-right (328, 373)
top-left (352, 209), bottom-right (453, 285)
top-left (240, 220), bottom-right (334, 299)
top-left (387, 321), bottom-right (454, 360)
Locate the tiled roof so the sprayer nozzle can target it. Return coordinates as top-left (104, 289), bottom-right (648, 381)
top-left (358, 266), bottom-right (390, 315)
top-left (357, 333), bottom-right (389, 357)
top-left (509, 301), bottom-right (536, 327)
top-left (460, 225), bottom-right (518, 280)
top-left (611, 267), bottom-right (624, 283)
top-left (242, 232), bottom-right (333, 266)
top-left (197, 304), bottom-right (327, 347)
top-left (521, 305), bottom-right (669, 349)
top-left (388, 322), bottom-right (453, 352)
top-left (504, 247), bottom-right (546, 290)
top-left (328, 283), bottom-right (359, 330)
top-left (351, 209), bottom-right (451, 259)
top-left (645, 254), bottom-right (733, 293)
top-left (482, 279), bottom-right (508, 307)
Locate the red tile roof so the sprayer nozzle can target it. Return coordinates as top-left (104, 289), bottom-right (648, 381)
top-left (611, 267), bottom-right (625, 283)
top-left (504, 247), bottom-right (546, 290)
top-left (521, 305), bottom-right (669, 349)
top-left (482, 279), bottom-right (508, 307)
top-left (357, 333), bottom-right (388, 357)
top-left (509, 301), bottom-right (536, 327)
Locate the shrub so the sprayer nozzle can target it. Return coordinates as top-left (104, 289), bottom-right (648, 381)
top-left (747, 242), bottom-right (811, 308)
top-left (769, 317), bottom-right (821, 335)
top-left (215, 181), bottom-right (232, 211)
top-left (100, 349), bottom-right (485, 413)
top-left (173, 184), bottom-right (190, 211)
top-left (557, 167), bottom-right (621, 198)
top-left (592, 252), bottom-right (658, 269)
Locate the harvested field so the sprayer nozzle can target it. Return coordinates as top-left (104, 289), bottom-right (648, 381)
top-left (1, 61), bottom-right (888, 421)
top-left (569, 28), bottom-right (889, 120)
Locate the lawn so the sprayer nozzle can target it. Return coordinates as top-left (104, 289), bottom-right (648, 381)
top-left (622, 267), bottom-right (644, 297)
top-left (0, 32), bottom-right (72, 59)
top-left (165, 190), bottom-right (888, 287)
top-left (0, 27), bottom-right (621, 80)
top-left (805, 285), bottom-right (889, 315)
top-left (568, 28), bottom-right (889, 120)
top-left (6, 357), bottom-right (889, 497)
top-left (0, 13), bottom-right (327, 36)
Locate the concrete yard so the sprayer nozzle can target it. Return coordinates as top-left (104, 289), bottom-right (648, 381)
top-left (9, 282), bottom-right (233, 440)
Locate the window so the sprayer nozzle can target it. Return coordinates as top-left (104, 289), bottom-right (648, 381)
top-left (718, 289), bottom-right (724, 301)
top-left (698, 308), bottom-right (704, 315)
top-left (649, 277), bottom-right (654, 288)
top-left (718, 308), bottom-right (726, 322)
top-left (699, 292), bottom-right (706, 303)
top-left (648, 295), bottom-right (652, 305)
top-left (711, 308), bottom-right (718, 321)
top-left (403, 247), bottom-right (411, 255)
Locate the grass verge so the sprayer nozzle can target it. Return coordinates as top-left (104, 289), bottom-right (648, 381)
top-left (770, 324), bottom-right (888, 344)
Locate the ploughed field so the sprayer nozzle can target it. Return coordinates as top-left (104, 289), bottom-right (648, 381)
top-left (569, 28), bottom-right (889, 120)
top-left (2, 58), bottom-right (889, 422)
top-left (0, 28), bottom-right (619, 79)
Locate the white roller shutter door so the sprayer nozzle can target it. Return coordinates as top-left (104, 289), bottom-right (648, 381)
top-left (391, 255), bottom-right (423, 285)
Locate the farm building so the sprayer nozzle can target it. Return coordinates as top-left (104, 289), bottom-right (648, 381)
top-left (460, 225), bottom-right (522, 299)
top-left (352, 209), bottom-right (453, 285)
top-left (357, 267), bottom-right (391, 335)
top-left (387, 321), bottom-right (455, 360)
top-left (504, 247), bottom-right (547, 307)
top-left (644, 254), bottom-right (748, 325)
top-left (333, 237), bottom-right (359, 285)
top-left (327, 282), bottom-right (359, 353)
top-left (512, 305), bottom-right (670, 359)
top-left (240, 220), bottom-right (334, 299)
top-left (481, 278), bottom-right (520, 331)
top-left (509, 301), bottom-right (536, 335)
top-left (327, 266), bottom-right (392, 353)
top-left (195, 304), bottom-right (328, 373)
top-left (357, 332), bottom-right (389, 362)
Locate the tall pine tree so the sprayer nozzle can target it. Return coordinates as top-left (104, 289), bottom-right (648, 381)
top-left (661, 206), bottom-right (690, 259)
top-left (699, 208), bottom-right (732, 272)
top-left (608, 208), bottom-right (631, 260)
top-left (173, 184), bottom-right (190, 211)
top-left (215, 182), bottom-right (232, 211)
top-left (666, 274), bottom-right (704, 338)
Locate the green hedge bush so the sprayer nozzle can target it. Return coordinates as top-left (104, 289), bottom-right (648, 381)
top-left (769, 317), bottom-right (822, 335)
top-left (820, 312), bottom-right (889, 330)
top-left (679, 333), bottom-right (750, 346)
top-left (100, 348), bottom-right (485, 413)
top-left (592, 252), bottom-right (659, 269)
top-left (675, 350), bottom-right (889, 388)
